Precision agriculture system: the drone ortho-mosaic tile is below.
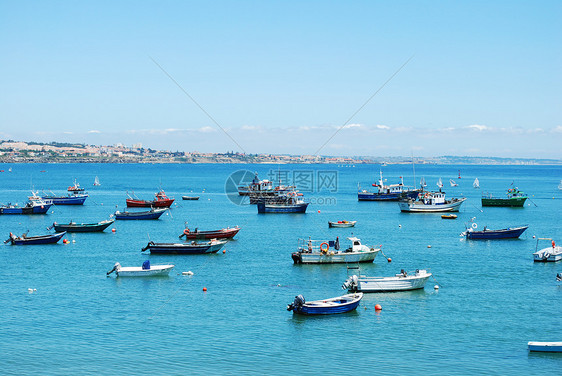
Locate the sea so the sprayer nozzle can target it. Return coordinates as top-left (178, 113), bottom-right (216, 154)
top-left (0, 163), bottom-right (560, 375)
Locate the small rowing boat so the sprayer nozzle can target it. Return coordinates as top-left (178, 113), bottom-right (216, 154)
top-left (114, 208), bottom-right (167, 220)
top-left (6, 231), bottom-right (66, 245)
top-left (528, 342), bottom-right (562, 352)
top-left (287, 293), bottom-right (363, 315)
top-left (179, 225), bottom-right (240, 240)
top-left (52, 219), bottom-right (114, 232)
top-left (342, 269), bottom-right (432, 292)
top-left (441, 214), bottom-right (457, 219)
top-left (328, 220), bottom-right (357, 228)
top-left (182, 196), bottom-right (200, 200)
top-left (106, 261), bottom-right (174, 277)
top-left (141, 239), bottom-right (227, 254)
top-left (462, 224), bottom-right (528, 240)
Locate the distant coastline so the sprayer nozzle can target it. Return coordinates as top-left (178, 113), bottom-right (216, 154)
top-left (0, 139), bottom-right (560, 165)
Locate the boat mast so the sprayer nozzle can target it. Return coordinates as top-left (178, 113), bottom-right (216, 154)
top-left (411, 152), bottom-right (416, 189)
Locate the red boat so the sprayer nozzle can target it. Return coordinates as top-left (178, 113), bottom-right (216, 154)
top-left (126, 190), bottom-right (175, 208)
top-left (179, 226), bottom-right (240, 240)
top-left (67, 179), bottom-right (85, 193)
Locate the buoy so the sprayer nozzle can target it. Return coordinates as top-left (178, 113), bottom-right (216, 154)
top-left (277, 284), bottom-right (281, 287)
top-left (387, 258), bottom-right (392, 262)
top-left (112, 228), bottom-right (116, 233)
top-left (72, 240), bottom-right (75, 243)
top-left (222, 250), bottom-right (226, 254)
top-left (398, 224), bottom-right (402, 228)
top-left (28, 288), bottom-right (33, 293)
top-left (374, 304), bottom-right (382, 311)
top-left (427, 245), bottom-right (432, 248)
top-left (182, 271), bottom-right (194, 276)
top-left (434, 285), bottom-right (439, 290)
top-left (202, 287), bottom-right (207, 292)
top-left (532, 235), bottom-right (536, 239)
top-left (318, 210), bottom-right (321, 213)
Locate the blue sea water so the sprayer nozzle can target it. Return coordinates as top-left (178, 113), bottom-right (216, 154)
top-left (0, 163), bottom-right (560, 375)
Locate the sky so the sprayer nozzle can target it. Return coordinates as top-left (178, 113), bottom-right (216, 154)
top-left (1, 1), bottom-right (561, 158)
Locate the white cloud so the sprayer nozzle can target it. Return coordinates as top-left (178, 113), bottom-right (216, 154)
top-left (342, 123), bottom-right (362, 129)
top-left (553, 126), bottom-right (562, 133)
top-left (375, 124), bottom-right (390, 130)
top-left (88, 130), bottom-right (100, 134)
top-left (197, 126), bottom-right (216, 133)
top-left (466, 124), bottom-right (489, 131)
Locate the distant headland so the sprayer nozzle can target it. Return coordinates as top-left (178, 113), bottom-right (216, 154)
top-left (0, 140), bottom-right (560, 165)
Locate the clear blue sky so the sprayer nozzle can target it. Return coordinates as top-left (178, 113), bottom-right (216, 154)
top-left (1, 1), bottom-right (560, 158)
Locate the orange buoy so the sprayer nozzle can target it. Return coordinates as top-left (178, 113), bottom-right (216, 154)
top-left (552, 240), bottom-right (556, 248)
top-left (111, 228), bottom-right (116, 233)
top-left (387, 258), bottom-right (392, 262)
top-left (222, 250), bottom-right (226, 254)
top-left (202, 287), bottom-right (207, 292)
top-left (317, 210), bottom-right (321, 213)
top-left (374, 304), bottom-right (382, 311)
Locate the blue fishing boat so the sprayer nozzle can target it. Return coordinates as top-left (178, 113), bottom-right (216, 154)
top-left (358, 171), bottom-right (420, 201)
top-left (114, 207), bottom-right (167, 220)
top-left (40, 192), bottom-right (88, 205)
top-left (6, 231), bottom-right (66, 245)
top-left (257, 192), bottom-right (308, 213)
top-left (462, 224), bottom-right (528, 239)
top-left (286, 293), bottom-right (363, 315)
top-left (0, 197), bottom-right (52, 214)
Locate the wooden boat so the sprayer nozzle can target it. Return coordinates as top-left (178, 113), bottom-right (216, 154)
top-left (343, 269), bottom-right (432, 292)
top-left (40, 192), bottom-right (88, 205)
top-left (67, 179), bottom-right (85, 193)
top-left (141, 239), bottom-right (227, 254)
top-left (292, 237), bottom-right (380, 264)
top-left (287, 293), bottom-right (363, 315)
top-left (328, 220), bottom-right (357, 228)
top-left (441, 214), bottom-right (457, 219)
top-left (114, 208), bottom-right (167, 220)
top-left (0, 197), bottom-right (52, 214)
top-left (6, 231), bottom-right (66, 245)
top-left (398, 191), bottom-right (466, 212)
top-left (106, 261), bottom-right (174, 277)
top-left (126, 190), bottom-right (174, 208)
top-left (358, 171), bottom-right (419, 201)
top-left (179, 226), bottom-right (240, 240)
top-left (182, 196), bottom-right (200, 200)
top-left (52, 219), bottom-right (114, 232)
top-left (528, 342), bottom-right (562, 352)
top-left (481, 187), bottom-right (527, 207)
top-left (533, 238), bottom-right (562, 262)
top-left (462, 224), bottom-right (528, 240)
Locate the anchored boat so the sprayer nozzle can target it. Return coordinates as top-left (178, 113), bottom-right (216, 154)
top-left (343, 269), bottom-right (432, 292)
top-left (286, 293), bottom-right (363, 315)
top-left (358, 171), bottom-right (419, 201)
top-left (533, 238), bottom-right (562, 262)
top-left (40, 191), bottom-right (88, 205)
top-left (481, 187), bottom-right (527, 207)
top-left (328, 220), bottom-right (356, 228)
top-left (6, 231), bottom-right (66, 245)
top-left (114, 207), bottom-right (167, 220)
top-left (106, 261), bottom-right (174, 277)
top-left (126, 190), bottom-right (175, 208)
top-left (398, 191), bottom-right (466, 213)
top-left (528, 342), bottom-right (562, 352)
top-left (0, 196), bottom-right (52, 214)
top-left (179, 225), bottom-right (240, 240)
top-left (462, 224), bottom-right (529, 240)
top-left (52, 219), bottom-right (114, 232)
top-left (291, 237), bottom-right (380, 264)
top-left (142, 239), bottom-right (227, 254)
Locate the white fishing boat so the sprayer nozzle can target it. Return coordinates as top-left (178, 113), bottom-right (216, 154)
top-left (328, 220), bottom-right (357, 228)
top-left (106, 261), bottom-right (174, 277)
top-left (292, 237), bottom-right (380, 264)
top-left (533, 238), bottom-right (562, 262)
top-left (473, 178), bottom-right (480, 189)
top-left (398, 191), bottom-right (466, 212)
top-left (450, 179), bottom-right (458, 187)
top-left (342, 269), bottom-right (432, 292)
top-left (528, 342), bottom-right (562, 352)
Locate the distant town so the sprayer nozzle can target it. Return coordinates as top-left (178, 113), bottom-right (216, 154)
top-left (0, 140), bottom-right (560, 165)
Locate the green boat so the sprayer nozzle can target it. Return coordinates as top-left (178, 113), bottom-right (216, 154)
top-left (481, 187), bottom-right (527, 207)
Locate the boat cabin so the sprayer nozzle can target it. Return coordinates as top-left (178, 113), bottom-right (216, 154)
top-left (422, 192), bottom-right (446, 205)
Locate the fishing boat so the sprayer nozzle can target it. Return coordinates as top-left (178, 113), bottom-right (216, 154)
top-left (40, 191), bottom-right (88, 205)
top-left (52, 219), bottom-right (114, 232)
top-left (398, 191), bottom-right (466, 213)
top-left (106, 261), bottom-right (174, 277)
top-left (462, 224), bottom-right (528, 240)
top-left (67, 179), bottom-right (85, 193)
top-left (179, 225), bottom-right (240, 240)
top-left (533, 238), bottom-right (562, 262)
top-left (286, 293), bottom-right (363, 315)
top-left (114, 207), bottom-right (167, 220)
top-left (126, 190), bottom-right (175, 208)
top-left (328, 220), bottom-right (357, 228)
top-left (141, 239), bottom-right (227, 254)
top-left (441, 214), bottom-right (457, 219)
top-left (473, 178), bottom-right (480, 189)
top-left (342, 269), bottom-right (432, 292)
top-left (449, 179), bottom-right (458, 187)
top-left (481, 187), bottom-right (527, 207)
top-left (6, 231), bottom-right (66, 245)
top-left (238, 173), bottom-right (273, 196)
top-left (358, 171), bottom-right (419, 201)
top-left (182, 196), bottom-right (200, 200)
top-left (93, 176), bottom-right (100, 186)
top-left (528, 342), bottom-right (562, 352)
top-left (291, 237), bottom-right (380, 264)
top-left (257, 192), bottom-right (308, 213)
top-left (0, 197), bottom-right (52, 214)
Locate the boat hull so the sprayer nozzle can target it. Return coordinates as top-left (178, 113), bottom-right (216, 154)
top-left (181, 196), bottom-right (200, 200)
top-left (114, 208), bottom-right (167, 220)
top-left (358, 190), bottom-right (419, 201)
top-left (466, 226), bottom-right (528, 240)
top-left (528, 342), bottom-right (562, 352)
top-left (42, 195), bottom-right (88, 205)
top-left (53, 219), bottom-right (114, 232)
top-left (0, 204), bottom-right (52, 214)
top-left (398, 198), bottom-right (466, 212)
top-left (182, 228), bottom-right (240, 240)
top-left (348, 272), bottom-right (432, 292)
top-left (142, 241), bottom-right (227, 254)
top-left (292, 249), bottom-right (379, 264)
top-left (481, 197), bottom-right (527, 207)
top-left (10, 232), bottom-right (66, 245)
top-left (116, 265), bottom-right (174, 277)
top-left (126, 198), bottom-right (174, 208)
top-left (257, 202), bottom-right (308, 213)
top-left (328, 221), bottom-right (356, 228)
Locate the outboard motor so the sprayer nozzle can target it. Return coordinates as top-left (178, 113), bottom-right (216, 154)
top-left (142, 260), bottom-right (151, 270)
top-left (107, 262), bottom-right (121, 276)
top-left (287, 295), bottom-right (305, 311)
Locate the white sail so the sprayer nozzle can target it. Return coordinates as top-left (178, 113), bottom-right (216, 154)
top-left (473, 178), bottom-right (479, 189)
top-left (437, 178), bottom-right (443, 189)
top-left (558, 180), bottom-right (562, 190)
top-left (94, 176), bottom-right (100, 186)
top-left (449, 179), bottom-right (457, 187)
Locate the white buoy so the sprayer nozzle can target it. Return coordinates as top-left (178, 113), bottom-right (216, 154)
top-left (182, 271), bottom-right (194, 276)
top-left (72, 240), bottom-right (76, 243)
top-left (427, 245), bottom-right (432, 248)
top-left (434, 285), bottom-right (439, 290)
top-left (28, 288), bottom-right (33, 293)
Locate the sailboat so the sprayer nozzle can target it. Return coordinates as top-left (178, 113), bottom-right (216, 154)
top-left (473, 178), bottom-right (480, 189)
top-left (420, 177), bottom-right (427, 189)
top-left (450, 179), bottom-right (458, 187)
top-left (437, 178), bottom-right (443, 190)
top-left (93, 176), bottom-right (100, 186)
top-left (558, 180), bottom-right (562, 190)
